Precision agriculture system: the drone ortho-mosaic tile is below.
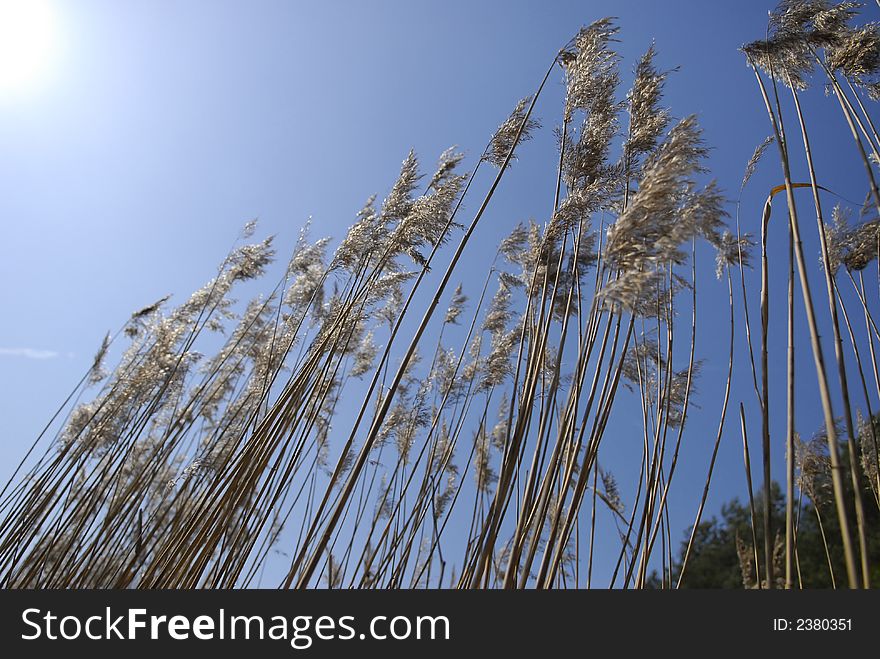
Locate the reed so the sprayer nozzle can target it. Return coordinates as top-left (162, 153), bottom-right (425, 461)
top-left (1, 4), bottom-right (878, 589)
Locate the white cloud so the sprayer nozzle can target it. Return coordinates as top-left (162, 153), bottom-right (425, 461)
top-left (0, 347), bottom-right (59, 360)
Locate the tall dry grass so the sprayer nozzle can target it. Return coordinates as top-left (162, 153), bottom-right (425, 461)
top-left (1, 2), bottom-right (878, 589)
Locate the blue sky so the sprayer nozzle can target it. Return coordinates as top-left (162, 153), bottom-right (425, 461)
top-left (1, 0), bottom-right (879, 584)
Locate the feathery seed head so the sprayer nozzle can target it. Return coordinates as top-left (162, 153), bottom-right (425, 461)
top-left (229, 236), bottom-right (276, 282)
top-left (381, 150), bottom-right (421, 222)
top-left (715, 230), bottom-right (755, 278)
top-left (827, 21), bottom-right (880, 79)
top-left (444, 284), bottom-right (468, 325)
top-left (741, 136), bottom-right (775, 192)
top-left (599, 467), bottom-right (624, 514)
top-left (480, 326), bottom-right (520, 391)
top-left (127, 295), bottom-right (172, 338)
top-left (482, 280), bottom-right (513, 337)
top-left (241, 218), bottom-right (258, 239)
top-left (603, 116), bottom-right (717, 278)
top-left (351, 331), bottom-right (378, 379)
top-left (474, 428), bottom-right (497, 493)
top-left (484, 97), bottom-right (541, 169)
top-left (626, 44), bottom-right (673, 160)
top-left (845, 218), bottom-right (880, 271)
top-left (89, 332), bottom-right (112, 385)
top-left (823, 204), bottom-right (880, 273)
top-left (562, 18), bottom-right (621, 120)
top-left (429, 146), bottom-right (466, 190)
top-left (490, 398), bottom-right (510, 450)
top-left (743, 1), bottom-right (859, 89)
top-left (795, 430), bottom-right (833, 504)
top-left (498, 223), bottom-right (530, 264)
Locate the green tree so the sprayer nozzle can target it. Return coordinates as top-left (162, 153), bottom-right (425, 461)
top-left (656, 433), bottom-right (880, 588)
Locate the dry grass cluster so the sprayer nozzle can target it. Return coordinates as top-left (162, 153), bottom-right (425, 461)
top-left (1, 1), bottom-right (879, 589)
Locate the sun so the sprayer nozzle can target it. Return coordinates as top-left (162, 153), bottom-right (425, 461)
top-left (0, 0), bottom-right (58, 94)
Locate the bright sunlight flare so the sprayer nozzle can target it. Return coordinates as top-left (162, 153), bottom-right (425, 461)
top-left (0, 0), bottom-right (58, 94)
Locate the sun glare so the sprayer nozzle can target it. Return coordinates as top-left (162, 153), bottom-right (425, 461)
top-left (0, 0), bottom-right (58, 94)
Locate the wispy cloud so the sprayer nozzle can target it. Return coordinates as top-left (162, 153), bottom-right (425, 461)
top-left (0, 347), bottom-right (59, 360)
